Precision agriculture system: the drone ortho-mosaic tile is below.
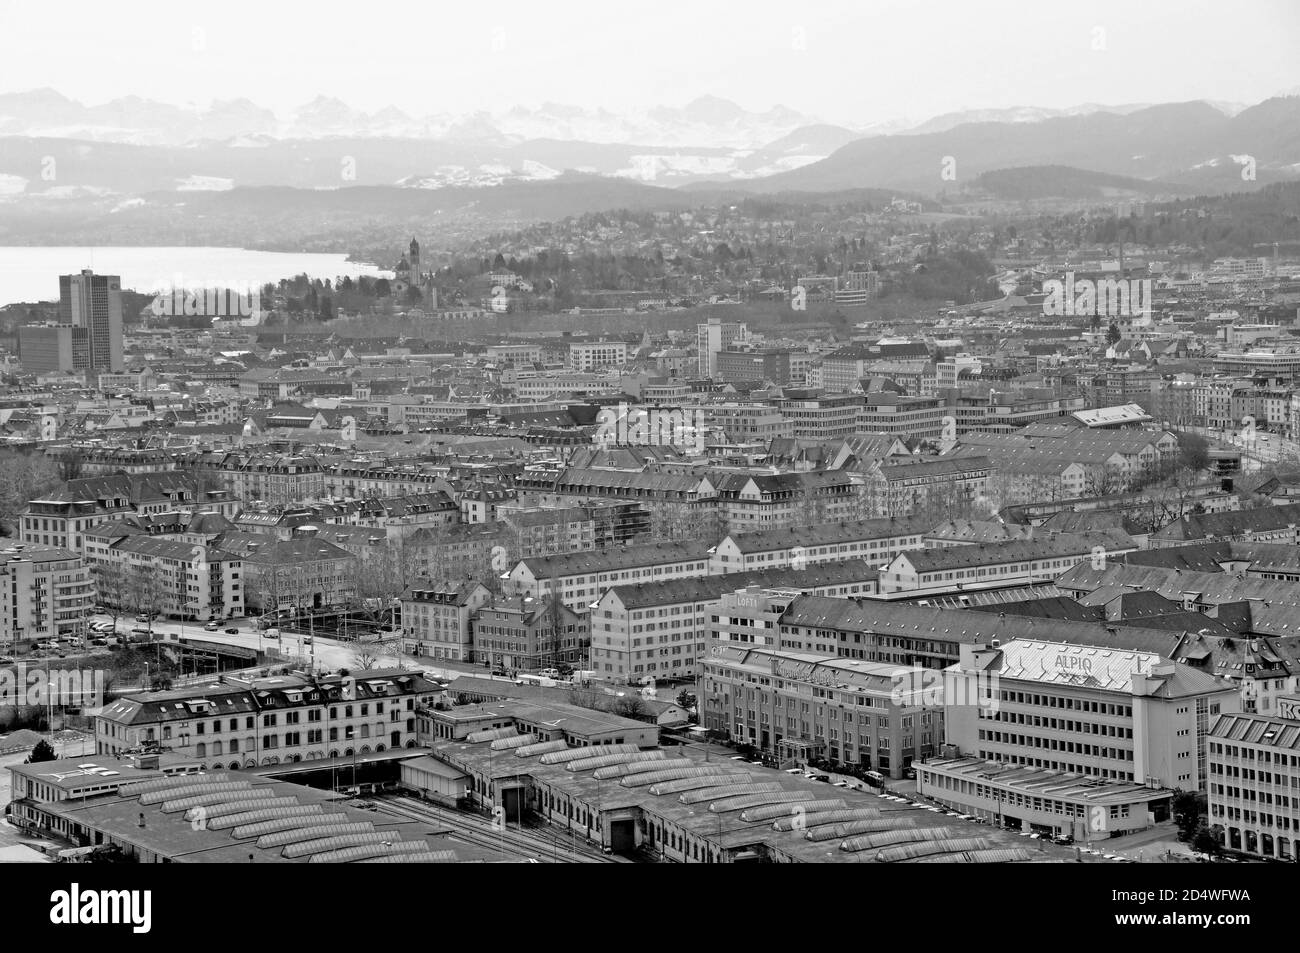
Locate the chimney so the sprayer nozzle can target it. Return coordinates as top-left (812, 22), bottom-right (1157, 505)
top-left (138, 812), bottom-right (146, 828)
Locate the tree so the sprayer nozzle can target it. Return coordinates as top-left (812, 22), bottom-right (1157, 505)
top-left (92, 563), bottom-right (132, 632)
top-left (354, 542), bottom-right (417, 614)
top-left (675, 690), bottom-right (697, 713)
top-left (1193, 824), bottom-right (1221, 858)
top-left (1106, 323), bottom-right (1122, 346)
top-left (351, 650), bottom-right (380, 671)
top-left (611, 695), bottom-right (649, 720)
top-left (26, 739), bottom-right (57, 763)
top-left (1172, 790), bottom-right (1204, 842)
top-left (1176, 431), bottom-right (1211, 472)
top-left (0, 449), bottom-right (61, 536)
top-left (1083, 465), bottom-right (1124, 498)
top-left (567, 686), bottom-right (602, 710)
top-left (128, 563), bottom-right (166, 632)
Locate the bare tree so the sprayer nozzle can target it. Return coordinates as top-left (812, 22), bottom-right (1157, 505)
top-left (567, 685), bottom-right (602, 709)
top-left (0, 450), bottom-right (61, 536)
top-left (1140, 467), bottom-right (1204, 532)
top-left (1083, 465), bottom-right (1124, 499)
top-left (128, 563), bottom-right (166, 633)
top-left (91, 563), bottom-right (132, 632)
top-left (351, 650), bottom-right (380, 671)
top-left (610, 695), bottom-right (650, 720)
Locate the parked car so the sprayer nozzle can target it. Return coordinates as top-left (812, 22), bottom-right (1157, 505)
top-left (130, 627), bottom-right (151, 637)
top-left (89, 637), bottom-right (108, 647)
top-left (539, 668), bottom-right (560, 679)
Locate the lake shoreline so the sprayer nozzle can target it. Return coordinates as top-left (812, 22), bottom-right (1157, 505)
top-left (0, 246), bottom-right (393, 308)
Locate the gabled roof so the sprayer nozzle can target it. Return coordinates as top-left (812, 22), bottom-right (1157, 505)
top-left (1151, 502), bottom-right (1300, 543)
top-left (723, 516), bottom-right (936, 554)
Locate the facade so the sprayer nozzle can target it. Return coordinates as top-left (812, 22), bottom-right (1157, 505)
top-left (499, 506), bottom-right (597, 558)
top-left (21, 472), bottom-right (239, 555)
top-left (62, 269), bottom-right (125, 372)
top-left (818, 344), bottom-right (876, 393)
top-left (96, 669), bottom-right (440, 766)
top-left (858, 393), bottom-right (945, 439)
top-left (1206, 707), bottom-right (1300, 860)
top-left (915, 639), bottom-right (1239, 841)
top-left (472, 597), bottom-right (588, 671)
top-left (505, 543), bottom-right (710, 610)
top-left (697, 318), bottom-right (747, 377)
top-left (771, 391), bottom-right (864, 440)
top-left (590, 567), bottom-right (881, 682)
top-left (220, 534), bottom-right (358, 611)
top-left (708, 516), bottom-right (933, 575)
top-left (715, 348), bottom-right (792, 385)
top-left (0, 545), bottom-right (95, 646)
top-left (709, 585), bottom-right (801, 649)
top-left (712, 471), bottom-right (860, 530)
top-left (85, 535), bottom-right (244, 621)
top-left (860, 455), bottom-right (995, 518)
top-left (16, 324), bottom-right (84, 374)
top-left (399, 581), bottom-right (492, 660)
top-left (701, 644), bottom-right (937, 776)
top-left (17, 270), bottom-right (124, 375)
top-left (569, 340), bottom-right (630, 371)
top-left (876, 533), bottom-right (1138, 598)
top-left (698, 403), bottom-right (795, 444)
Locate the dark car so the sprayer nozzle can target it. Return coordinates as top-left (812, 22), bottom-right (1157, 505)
top-left (224, 627), bottom-right (239, 635)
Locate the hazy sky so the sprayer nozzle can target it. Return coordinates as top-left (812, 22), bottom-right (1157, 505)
top-left (1, 0), bottom-right (1297, 124)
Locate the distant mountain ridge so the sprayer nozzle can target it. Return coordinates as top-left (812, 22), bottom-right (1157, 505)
top-left (717, 98), bottom-right (1300, 196)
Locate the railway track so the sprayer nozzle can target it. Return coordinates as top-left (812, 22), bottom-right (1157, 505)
top-left (365, 794), bottom-right (620, 863)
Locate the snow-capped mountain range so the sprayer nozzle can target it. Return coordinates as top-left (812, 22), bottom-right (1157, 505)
top-left (0, 88), bottom-right (1250, 151)
top-left (0, 89), bottom-right (1286, 199)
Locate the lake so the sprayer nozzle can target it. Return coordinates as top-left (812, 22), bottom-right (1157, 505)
top-left (0, 246), bottom-right (393, 307)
